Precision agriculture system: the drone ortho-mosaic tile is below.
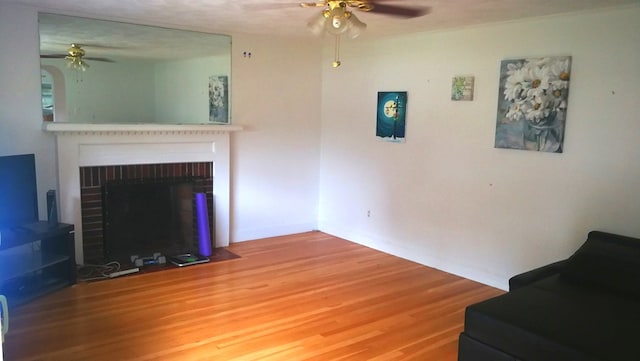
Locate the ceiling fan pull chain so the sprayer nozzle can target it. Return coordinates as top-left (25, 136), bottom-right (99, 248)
top-left (332, 35), bottom-right (341, 68)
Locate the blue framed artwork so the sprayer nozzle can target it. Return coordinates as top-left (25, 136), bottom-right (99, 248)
top-left (376, 91), bottom-right (408, 143)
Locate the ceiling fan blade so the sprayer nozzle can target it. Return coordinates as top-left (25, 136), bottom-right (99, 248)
top-left (76, 44), bottom-right (124, 50)
top-left (243, 2), bottom-right (317, 11)
top-left (40, 54), bottom-right (115, 63)
top-left (368, 4), bottom-right (430, 18)
top-left (243, 4), bottom-right (295, 10)
top-left (84, 57), bottom-right (115, 63)
top-left (300, 2), bottom-right (327, 8)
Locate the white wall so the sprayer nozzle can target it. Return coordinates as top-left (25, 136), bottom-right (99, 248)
top-left (318, 5), bottom-right (640, 290)
top-left (40, 58), bottom-right (156, 123)
top-left (230, 35), bottom-right (323, 241)
top-left (155, 55), bottom-right (230, 123)
top-left (0, 3), bottom-right (57, 220)
top-left (41, 54), bottom-right (230, 124)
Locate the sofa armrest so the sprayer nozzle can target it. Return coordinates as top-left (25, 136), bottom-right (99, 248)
top-left (508, 260), bottom-right (567, 291)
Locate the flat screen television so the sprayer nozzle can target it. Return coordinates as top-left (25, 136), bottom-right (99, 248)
top-left (0, 154), bottom-right (39, 229)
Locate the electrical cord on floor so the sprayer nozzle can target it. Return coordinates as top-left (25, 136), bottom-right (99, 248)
top-left (77, 261), bottom-right (121, 282)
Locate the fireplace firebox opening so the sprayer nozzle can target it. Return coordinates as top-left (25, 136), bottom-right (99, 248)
top-left (80, 162), bottom-right (213, 264)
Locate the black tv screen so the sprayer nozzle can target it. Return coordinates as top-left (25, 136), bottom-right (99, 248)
top-left (0, 154), bottom-right (39, 229)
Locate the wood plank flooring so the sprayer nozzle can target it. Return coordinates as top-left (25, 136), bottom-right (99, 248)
top-left (3, 231), bottom-right (503, 360)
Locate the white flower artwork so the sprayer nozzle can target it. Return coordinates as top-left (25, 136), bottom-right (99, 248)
top-left (495, 56), bottom-right (571, 153)
top-left (209, 75), bottom-right (229, 124)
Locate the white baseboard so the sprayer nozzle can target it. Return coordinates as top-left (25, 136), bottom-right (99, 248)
top-left (232, 222), bottom-right (318, 244)
top-left (319, 223), bottom-right (508, 291)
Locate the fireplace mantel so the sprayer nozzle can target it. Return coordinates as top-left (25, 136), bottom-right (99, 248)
top-left (45, 122), bottom-right (241, 264)
top-left (43, 122), bottom-right (243, 136)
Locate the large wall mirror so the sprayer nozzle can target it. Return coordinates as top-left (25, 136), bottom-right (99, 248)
top-left (38, 13), bottom-right (231, 124)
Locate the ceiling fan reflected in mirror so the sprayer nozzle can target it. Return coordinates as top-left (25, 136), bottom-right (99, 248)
top-left (40, 43), bottom-right (115, 72)
top-left (300, 1), bottom-right (430, 67)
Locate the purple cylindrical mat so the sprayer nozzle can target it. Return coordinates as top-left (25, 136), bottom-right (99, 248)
top-left (195, 193), bottom-right (212, 257)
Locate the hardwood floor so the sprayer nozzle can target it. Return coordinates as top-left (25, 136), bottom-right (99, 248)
top-left (3, 232), bottom-right (503, 360)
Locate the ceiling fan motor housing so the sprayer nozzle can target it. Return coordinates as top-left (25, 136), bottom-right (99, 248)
top-left (67, 44), bottom-right (85, 58)
top-left (324, 1), bottom-right (361, 35)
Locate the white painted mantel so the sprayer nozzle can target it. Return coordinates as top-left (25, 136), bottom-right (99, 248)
top-left (44, 122), bottom-right (242, 265)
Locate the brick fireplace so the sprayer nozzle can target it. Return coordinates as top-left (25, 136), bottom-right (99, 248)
top-left (45, 123), bottom-right (242, 264)
top-left (80, 162), bottom-right (213, 262)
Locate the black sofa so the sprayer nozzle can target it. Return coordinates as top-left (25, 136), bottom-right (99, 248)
top-left (458, 231), bottom-right (640, 361)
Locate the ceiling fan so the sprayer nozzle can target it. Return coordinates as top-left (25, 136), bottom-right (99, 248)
top-left (278, 1), bottom-right (430, 67)
top-left (300, 0), bottom-right (429, 19)
top-left (40, 44), bottom-right (115, 71)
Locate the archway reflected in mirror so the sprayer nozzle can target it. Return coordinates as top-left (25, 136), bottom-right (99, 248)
top-left (41, 69), bottom-right (54, 122)
top-left (41, 66), bottom-right (67, 122)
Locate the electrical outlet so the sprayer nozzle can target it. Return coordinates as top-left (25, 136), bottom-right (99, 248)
top-left (367, 210), bottom-right (371, 218)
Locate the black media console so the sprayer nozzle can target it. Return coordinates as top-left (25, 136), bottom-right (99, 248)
top-left (0, 222), bottom-right (76, 307)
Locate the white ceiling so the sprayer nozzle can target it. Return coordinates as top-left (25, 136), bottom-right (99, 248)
top-left (9, 0), bottom-right (639, 38)
top-left (8, 0), bottom-right (640, 61)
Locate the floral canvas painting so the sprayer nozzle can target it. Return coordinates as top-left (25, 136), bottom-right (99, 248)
top-left (209, 75), bottom-right (229, 123)
top-left (376, 91), bottom-right (408, 143)
top-left (494, 56), bottom-right (571, 153)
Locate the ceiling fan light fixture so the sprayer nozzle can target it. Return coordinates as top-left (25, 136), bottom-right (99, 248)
top-left (346, 12), bottom-right (366, 39)
top-left (65, 55), bottom-right (89, 72)
top-left (307, 10), bottom-right (329, 35)
top-left (62, 43), bottom-right (90, 71)
top-left (325, 6), bottom-right (349, 35)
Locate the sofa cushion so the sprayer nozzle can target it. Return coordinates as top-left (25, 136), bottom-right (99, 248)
top-left (560, 231), bottom-right (640, 299)
top-left (509, 259), bottom-right (567, 291)
top-left (463, 275), bottom-right (639, 361)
